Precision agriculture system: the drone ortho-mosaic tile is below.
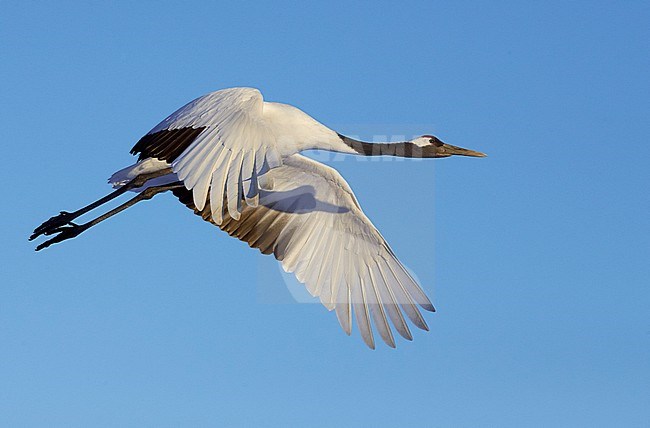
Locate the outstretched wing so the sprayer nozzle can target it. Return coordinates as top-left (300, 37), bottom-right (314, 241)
top-left (173, 154), bottom-right (434, 348)
top-left (131, 87), bottom-right (282, 223)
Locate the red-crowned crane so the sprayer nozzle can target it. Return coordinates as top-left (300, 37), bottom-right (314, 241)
top-left (30, 87), bottom-right (486, 348)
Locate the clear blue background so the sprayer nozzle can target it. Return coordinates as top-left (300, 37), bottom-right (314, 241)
top-left (2, 1), bottom-right (649, 426)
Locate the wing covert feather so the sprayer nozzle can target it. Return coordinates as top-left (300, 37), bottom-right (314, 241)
top-left (132, 88), bottom-right (282, 223)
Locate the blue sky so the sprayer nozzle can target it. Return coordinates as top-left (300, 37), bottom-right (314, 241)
top-left (1, 1), bottom-right (649, 426)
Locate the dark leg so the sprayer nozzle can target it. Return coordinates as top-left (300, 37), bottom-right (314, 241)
top-left (33, 181), bottom-right (183, 251)
top-left (30, 167), bottom-right (173, 241)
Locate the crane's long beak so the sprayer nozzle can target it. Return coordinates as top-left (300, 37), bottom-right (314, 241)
top-left (440, 143), bottom-right (487, 157)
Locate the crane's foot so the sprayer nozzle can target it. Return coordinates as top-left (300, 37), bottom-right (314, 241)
top-left (34, 223), bottom-right (89, 251)
top-left (30, 211), bottom-right (78, 241)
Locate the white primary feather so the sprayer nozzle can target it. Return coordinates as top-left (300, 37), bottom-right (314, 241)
top-left (212, 155), bottom-right (434, 348)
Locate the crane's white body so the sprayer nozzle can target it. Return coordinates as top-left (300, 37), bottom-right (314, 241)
top-left (107, 87), bottom-right (435, 348)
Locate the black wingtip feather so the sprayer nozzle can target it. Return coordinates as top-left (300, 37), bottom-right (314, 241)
top-left (130, 127), bottom-right (206, 162)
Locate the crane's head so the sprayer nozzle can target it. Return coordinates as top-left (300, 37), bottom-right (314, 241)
top-left (410, 135), bottom-right (487, 158)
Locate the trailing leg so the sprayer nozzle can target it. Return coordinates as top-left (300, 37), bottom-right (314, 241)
top-left (30, 168), bottom-right (173, 241)
top-left (33, 181), bottom-right (183, 251)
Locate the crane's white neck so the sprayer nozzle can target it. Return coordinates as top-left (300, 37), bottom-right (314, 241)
top-left (263, 102), bottom-right (433, 157)
top-left (263, 102), bottom-right (357, 155)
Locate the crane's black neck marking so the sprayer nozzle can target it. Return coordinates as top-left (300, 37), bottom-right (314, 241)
top-left (130, 126), bottom-right (207, 162)
top-left (337, 133), bottom-right (422, 157)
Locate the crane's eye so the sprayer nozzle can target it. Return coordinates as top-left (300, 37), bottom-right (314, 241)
top-left (429, 137), bottom-right (444, 147)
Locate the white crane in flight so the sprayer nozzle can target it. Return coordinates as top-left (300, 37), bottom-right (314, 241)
top-left (30, 87), bottom-right (486, 348)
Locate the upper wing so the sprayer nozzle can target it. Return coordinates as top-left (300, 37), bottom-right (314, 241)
top-left (131, 87), bottom-right (282, 223)
top-left (173, 154), bottom-right (435, 348)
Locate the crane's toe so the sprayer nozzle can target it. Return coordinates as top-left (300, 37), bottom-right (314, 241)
top-left (30, 211), bottom-right (76, 241)
top-left (34, 223), bottom-right (89, 251)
